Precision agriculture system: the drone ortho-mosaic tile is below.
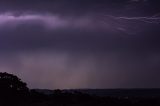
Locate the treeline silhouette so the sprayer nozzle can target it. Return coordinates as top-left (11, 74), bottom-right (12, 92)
top-left (0, 72), bottom-right (160, 106)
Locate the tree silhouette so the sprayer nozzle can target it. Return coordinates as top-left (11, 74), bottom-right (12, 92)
top-left (0, 72), bottom-right (29, 97)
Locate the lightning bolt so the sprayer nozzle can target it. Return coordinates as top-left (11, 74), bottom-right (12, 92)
top-left (96, 13), bottom-right (160, 35)
top-left (110, 15), bottom-right (160, 24)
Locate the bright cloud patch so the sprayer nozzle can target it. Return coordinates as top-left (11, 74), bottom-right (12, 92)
top-left (0, 13), bottom-right (69, 28)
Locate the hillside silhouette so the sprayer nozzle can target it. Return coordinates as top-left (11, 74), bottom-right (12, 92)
top-left (0, 72), bottom-right (160, 106)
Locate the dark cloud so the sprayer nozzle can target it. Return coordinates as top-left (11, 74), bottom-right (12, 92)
top-left (0, 0), bottom-right (159, 89)
top-left (0, 0), bottom-right (159, 16)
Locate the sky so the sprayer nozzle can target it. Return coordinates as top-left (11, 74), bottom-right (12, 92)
top-left (0, 0), bottom-right (160, 89)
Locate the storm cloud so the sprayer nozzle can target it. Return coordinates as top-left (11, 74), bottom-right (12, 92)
top-left (0, 0), bottom-right (160, 89)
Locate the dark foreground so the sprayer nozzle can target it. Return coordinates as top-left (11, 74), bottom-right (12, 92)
top-left (1, 89), bottom-right (160, 106)
top-left (1, 72), bottom-right (160, 106)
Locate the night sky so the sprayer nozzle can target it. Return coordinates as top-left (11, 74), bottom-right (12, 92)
top-left (0, 0), bottom-right (160, 89)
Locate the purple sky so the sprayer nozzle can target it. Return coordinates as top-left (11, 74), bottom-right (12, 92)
top-left (0, 0), bottom-right (160, 89)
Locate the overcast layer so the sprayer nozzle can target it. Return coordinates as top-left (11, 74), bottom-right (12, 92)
top-left (0, 0), bottom-right (160, 89)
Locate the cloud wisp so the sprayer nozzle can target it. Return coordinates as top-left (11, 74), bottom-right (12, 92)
top-left (0, 11), bottom-right (160, 36)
